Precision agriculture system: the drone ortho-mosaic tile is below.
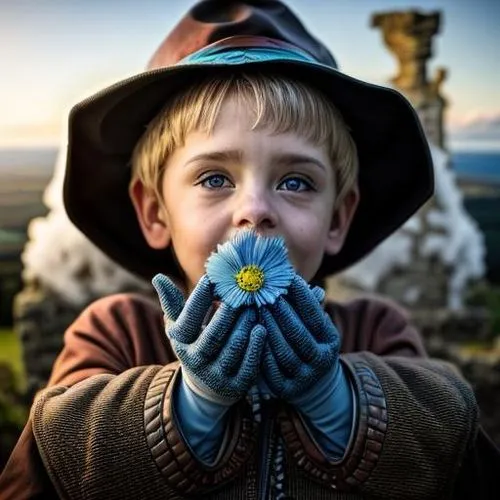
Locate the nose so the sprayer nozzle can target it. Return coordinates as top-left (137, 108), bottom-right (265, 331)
top-left (232, 189), bottom-right (278, 231)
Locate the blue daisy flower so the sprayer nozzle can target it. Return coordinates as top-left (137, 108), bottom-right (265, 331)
top-left (205, 230), bottom-right (295, 308)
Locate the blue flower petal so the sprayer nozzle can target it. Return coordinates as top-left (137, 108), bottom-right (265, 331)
top-left (205, 229), bottom-right (294, 308)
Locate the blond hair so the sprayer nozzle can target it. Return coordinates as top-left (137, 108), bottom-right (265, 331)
top-left (130, 72), bottom-right (358, 207)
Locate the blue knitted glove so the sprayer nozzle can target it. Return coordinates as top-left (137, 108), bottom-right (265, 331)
top-left (152, 273), bottom-right (267, 405)
top-left (261, 275), bottom-right (354, 459)
top-left (261, 274), bottom-right (340, 401)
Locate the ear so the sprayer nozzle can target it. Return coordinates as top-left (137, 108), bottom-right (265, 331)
top-left (324, 186), bottom-right (360, 256)
top-left (129, 179), bottom-right (170, 249)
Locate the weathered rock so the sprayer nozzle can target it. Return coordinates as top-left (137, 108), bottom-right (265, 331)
top-left (13, 281), bottom-right (88, 402)
top-left (371, 10), bottom-right (447, 148)
top-left (411, 307), bottom-right (494, 344)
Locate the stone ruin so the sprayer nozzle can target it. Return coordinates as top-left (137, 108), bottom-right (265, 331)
top-left (327, 9), bottom-right (499, 443)
top-left (12, 10), bottom-right (500, 444)
top-left (372, 10), bottom-right (447, 149)
top-left (328, 9), bottom-right (486, 310)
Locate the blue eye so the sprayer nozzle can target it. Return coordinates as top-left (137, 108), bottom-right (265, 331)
top-left (199, 174), bottom-right (232, 189)
top-left (278, 177), bottom-right (313, 192)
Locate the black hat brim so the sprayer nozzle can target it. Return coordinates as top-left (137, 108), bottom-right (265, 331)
top-left (64, 58), bottom-right (433, 282)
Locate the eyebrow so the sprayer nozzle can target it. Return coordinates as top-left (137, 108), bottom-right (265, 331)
top-left (185, 150), bottom-right (244, 166)
top-left (272, 153), bottom-right (326, 172)
top-left (185, 150), bottom-right (326, 171)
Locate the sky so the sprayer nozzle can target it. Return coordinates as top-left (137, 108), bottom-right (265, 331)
top-left (1, 0), bottom-right (499, 150)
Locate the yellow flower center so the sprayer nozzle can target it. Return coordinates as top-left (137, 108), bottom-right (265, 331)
top-left (235, 265), bottom-right (265, 292)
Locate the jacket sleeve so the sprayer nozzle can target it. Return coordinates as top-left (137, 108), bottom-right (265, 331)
top-left (31, 364), bottom-right (257, 499)
top-left (453, 425), bottom-right (500, 500)
top-left (0, 293), bottom-right (256, 500)
top-left (277, 297), bottom-right (482, 499)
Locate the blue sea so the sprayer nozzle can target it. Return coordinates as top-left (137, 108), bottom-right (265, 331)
top-left (452, 151), bottom-right (500, 185)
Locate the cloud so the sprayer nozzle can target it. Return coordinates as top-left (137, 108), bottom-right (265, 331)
top-left (0, 123), bottom-right (60, 148)
top-left (448, 112), bottom-right (500, 150)
top-left (449, 112), bottom-right (500, 139)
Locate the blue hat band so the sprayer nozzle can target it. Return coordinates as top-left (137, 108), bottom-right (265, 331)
top-left (180, 39), bottom-right (320, 67)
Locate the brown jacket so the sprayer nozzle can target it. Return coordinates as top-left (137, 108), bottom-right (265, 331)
top-left (0, 293), bottom-right (489, 499)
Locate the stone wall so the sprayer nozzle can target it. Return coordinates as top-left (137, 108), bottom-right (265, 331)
top-left (417, 319), bottom-right (500, 446)
top-left (13, 283), bottom-right (87, 401)
top-left (370, 9), bottom-right (499, 445)
top-left (371, 10), bottom-right (447, 149)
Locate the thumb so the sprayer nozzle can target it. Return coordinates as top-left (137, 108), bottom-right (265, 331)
top-left (310, 285), bottom-right (326, 304)
top-left (152, 273), bottom-right (185, 321)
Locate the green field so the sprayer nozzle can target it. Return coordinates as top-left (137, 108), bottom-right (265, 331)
top-left (0, 327), bottom-right (25, 389)
top-left (0, 327), bottom-right (28, 469)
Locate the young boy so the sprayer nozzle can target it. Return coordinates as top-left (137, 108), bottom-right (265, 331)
top-left (1, 1), bottom-right (499, 499)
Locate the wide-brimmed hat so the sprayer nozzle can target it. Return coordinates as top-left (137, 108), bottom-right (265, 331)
top-left (64, 0), bottom-right (433, 282)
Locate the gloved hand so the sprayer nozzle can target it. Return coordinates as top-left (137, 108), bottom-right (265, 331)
top-left (152, 273), bottom-right (267, 405)
top-left (261, 275), bottom-right (354, 459)
top-left (261, 274), bottom-right (340, 402)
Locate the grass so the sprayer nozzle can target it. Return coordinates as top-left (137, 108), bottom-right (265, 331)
top-left (0, 327), bottom-right (28, 466)
top-left (0, 327), bottom-right (25, 390)
top-left (467, 283), bottom-right (500, 337)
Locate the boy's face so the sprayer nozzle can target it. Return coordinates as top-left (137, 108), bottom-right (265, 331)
top-left (133, 97), bottom-right (358, 293)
